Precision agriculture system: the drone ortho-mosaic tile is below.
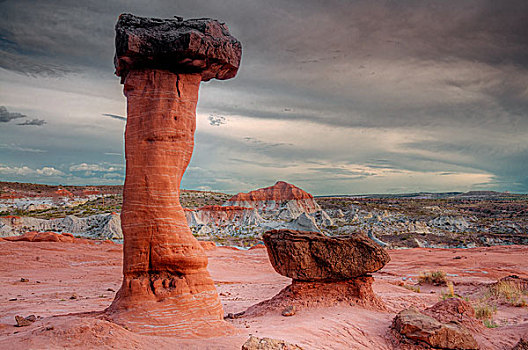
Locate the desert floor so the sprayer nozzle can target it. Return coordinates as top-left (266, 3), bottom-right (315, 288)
top-left (0, 241), bottom-right (527, 349)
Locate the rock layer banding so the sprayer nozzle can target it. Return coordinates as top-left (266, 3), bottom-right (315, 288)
top-left (106, 13), bottom-right (241, 336)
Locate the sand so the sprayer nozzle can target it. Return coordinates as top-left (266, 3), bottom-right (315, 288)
top-left (0, 241), bottom-right (527, 349)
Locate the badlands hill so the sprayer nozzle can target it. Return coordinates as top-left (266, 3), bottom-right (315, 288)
top-left (225, 181), bottom-right (320, 213)
top-left (1, 181), bottom-right (527, 248)
top-left (185, 181), bottom-right (331, 242)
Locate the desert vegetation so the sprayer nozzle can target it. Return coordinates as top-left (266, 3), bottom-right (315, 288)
top-left (418, 270), bottom-right (448, 286)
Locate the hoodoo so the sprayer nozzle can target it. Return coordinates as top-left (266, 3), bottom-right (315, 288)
top-left (246, 229), bottom-right (390, 314)
top-left (106, 13), bottom-right (241, 336)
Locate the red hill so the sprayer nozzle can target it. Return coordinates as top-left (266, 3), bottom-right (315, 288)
top-left (227, 181), bottom-right (314, 203)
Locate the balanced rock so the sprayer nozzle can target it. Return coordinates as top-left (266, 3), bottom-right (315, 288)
top-left (247, 229), bottom-right (389, 314)
top-left (262, 230), bottom-right (390, 281)
top-left (392, 307), bottom-right (478, 349)
top-left (106, 13), bottom-right (241, 336)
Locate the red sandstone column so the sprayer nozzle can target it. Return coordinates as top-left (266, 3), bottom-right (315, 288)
top-left (106, 14), bottom-right (241, 336)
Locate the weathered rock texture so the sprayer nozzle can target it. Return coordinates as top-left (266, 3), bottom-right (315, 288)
top-left (249, 230), bottom-right (389, 314)
top-left (263, 230), bottom-right (390, 281)
top-left (241, 336), bottom-right (303, 350)
top-left (512, 338), bottom-right (528, 350)
top-left (114, 13), bottom-right (241, 82)
top-left (423, 298), bottom-right (483, 333)
top-left (392, 307), bottom-right (479, 349)
top-left (186, 205), bottom-right (262, 227)
top-left (107, 14), bottom-right (241, 336)
top-left (0, 213), bottom-right (122, 240)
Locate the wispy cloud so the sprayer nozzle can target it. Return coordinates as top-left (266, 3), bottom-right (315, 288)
top-left (17, 118), bottom-right (46, 126)
top-left (0, 106), bottom-right (26, 123)
top-left (102, 113), bottom-right (126, 121)
top-left (0, 143), bottom-right (46, 153)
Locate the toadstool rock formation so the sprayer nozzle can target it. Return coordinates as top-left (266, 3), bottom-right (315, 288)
top-left (245, 230), bottom-right (390, 315)
top-left (263, 230), bottom-right (390, 281)
top-left (106, 13), bottom-right (241, 336)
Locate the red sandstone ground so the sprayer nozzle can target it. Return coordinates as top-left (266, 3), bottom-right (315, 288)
top-left (0, 241), bottom-right (526, 349)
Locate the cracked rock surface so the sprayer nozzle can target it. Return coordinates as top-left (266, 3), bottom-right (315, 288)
top-left (114, 13), bottom-right (241, 81)
top-left (262, 229), bottom-right (390, 281)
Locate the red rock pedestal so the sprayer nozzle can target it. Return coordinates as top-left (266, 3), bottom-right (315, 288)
top-left (106, 70), bottom-right (228, 336)
top-left (107, 13), bottom-right (241, 336)
top-left (245, 276), bottom-right (385, 316)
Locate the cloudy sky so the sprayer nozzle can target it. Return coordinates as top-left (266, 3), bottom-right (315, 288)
top-left (1, 0), bottom-right (527, 195)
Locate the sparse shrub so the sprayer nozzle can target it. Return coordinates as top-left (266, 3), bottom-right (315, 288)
top-left (418, 270), bottom-right (448, 286)
top-left (441, 281), bottom-right (456, 299)
top-left (486, 280), bottom-right (527, 307)
top-left (483, 319), bottom-right (499, 328)
top-left (474, 303), bottom-right (496, 320)
top-left (403, 284), bottom-right (421, 293)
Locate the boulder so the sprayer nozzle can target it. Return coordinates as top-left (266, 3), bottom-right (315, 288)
top-left (512, 338), bottom-right (528, 350)
top-left (15, 315), bottom-right (36, 327)
top-left (114, 13), bottom-right (241, 82)
top-left (241, 336), bottom-right (303, 350)
top-left (392, 307), bottom-right (478, 349)
top-left (262, 230), bottom-right (390, 281)
top-left (199, 240), bottom-right (217, 251)
top-left (423, 298), bottom-right (482, 333)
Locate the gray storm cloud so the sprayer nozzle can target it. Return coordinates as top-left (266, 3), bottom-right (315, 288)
top-left (0, 106), bottom-right (26, 122)
top-left (17, 118), bottom-right (47, 126)
top-left (0, 0), bottom-right (527, 193)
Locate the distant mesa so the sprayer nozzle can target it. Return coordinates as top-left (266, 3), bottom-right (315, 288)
top-left (185, 181), bottom-right (331, 239)
top-left (226, 181), bottom-right (319, 213)
top-left (228, 181), bottom-right (315, 202)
